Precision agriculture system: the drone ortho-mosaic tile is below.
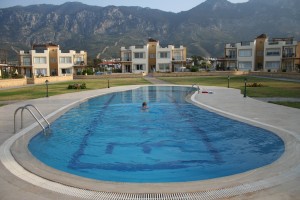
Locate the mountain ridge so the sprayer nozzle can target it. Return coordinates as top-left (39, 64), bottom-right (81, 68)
top-left (0, 0), bottom-right (299, 60)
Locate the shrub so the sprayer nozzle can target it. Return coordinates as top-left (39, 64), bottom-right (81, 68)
top-left (82, 68), bottom-right (94, 75)
top-left (191, 66), bottom-right (199, 72)
top-left (12, 74), bottom-right (25, 79)
top-left (247, 82), bottom-right (263, 87)
top-left (67, 83), bottom-right (86, 89)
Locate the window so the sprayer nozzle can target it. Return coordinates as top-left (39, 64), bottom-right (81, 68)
top-left (159, 52), bottom-right (170, 59)
top-left (33, 57), bottom-right (46, 64)
top-left (238, 62), bottom-right (252, 71)
top-left (136, 64), bottom-right (143, 70)
top-left (256, 51), bottom-right (264, 57)
top-left (50, 58), bottom-right (57, 63)
top-left (35, 68), bottom-right (47, 76)
top-left (227, 62), bottom-right (237, 70)
top-left (149, 53), bottom-right (156, 59)
top-left (283, 48), bottom-right (294, 57)
top-left (266, 61), bottom-right (280, 69)
top-left (23, 57), bottom-right (31, 66)
top-left (173, 52), bottom-right (182, 60)
top-left (60, 57), bottom-right (72, 63)
top-left (228, 50), bottom-right (236, 58)
top-left (62, 68), bottom-right (72, 74)
top-left (75, 57), bottom-right (83, 65)
top-left (238, 49), bottom-right (252, 57)
top-left (123, 53), bottom-right (131, 61)
top-left (266, 49), bottom-right (280, 56)
top-left (125, 65), bottom-right (131, 73)
top-left (134, 52), bottom-right (144, 59)
top-left (159, 63), bottom-right (170, 72)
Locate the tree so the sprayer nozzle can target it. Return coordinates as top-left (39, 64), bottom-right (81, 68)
top-left (191, 55), bottom-right (204, 66)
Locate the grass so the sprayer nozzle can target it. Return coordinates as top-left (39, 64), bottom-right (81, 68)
top-left (0, 78), bottom-right (149, 102)
top-left (269, 102), bottom-right (300, 109)
top-left (158, 76), bottom-right (300, 98)
top-left (1, 76), bottom-right (300, 109)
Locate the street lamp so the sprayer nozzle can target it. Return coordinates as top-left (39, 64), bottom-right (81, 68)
top-left (45, 80), bottom-right (49, 97)
top-left (227, 75), bottom-right (230, 88)
top-left (244, 78), bottom-right (247, 98)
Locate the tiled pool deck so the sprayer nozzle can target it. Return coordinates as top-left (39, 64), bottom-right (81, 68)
top-left (0, 84), bottom-right (299, 200)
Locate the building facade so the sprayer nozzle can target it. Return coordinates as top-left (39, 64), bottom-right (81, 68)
top-left (0, 49), bottom-right (8, 77)
top-left (221, 34), bottom-right (300, 72)
top-left (120, 39), bottom-right (187, 74)
top-left (19, 43), bottom-right (87, 77)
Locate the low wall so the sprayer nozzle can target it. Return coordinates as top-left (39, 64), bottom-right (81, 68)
top-left (152, 71), bottom-right (248, 77)
top-left (27, 75), bottom-right (73, 84)
top-left (0, 78), bottom-right (27, 88)
top-left (74, 74), bottom-right (144, 79)
top-left (249, 72), bottom-right (300, 80)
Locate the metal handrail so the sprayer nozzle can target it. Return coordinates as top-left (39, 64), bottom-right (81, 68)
top-left (192, 84), bottom-right (200, 94)
top-left (14, 104), bottom-right (50, 133)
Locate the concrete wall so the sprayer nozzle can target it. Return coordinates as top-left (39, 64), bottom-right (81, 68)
top-left (26, 75), bottom-right (73, 84)
top-left (74, 74), bottom-right (144, 79)
top-left (152, 71), bottom-right (248, 77)
top-left (0, 78), bottom-right (27, 88)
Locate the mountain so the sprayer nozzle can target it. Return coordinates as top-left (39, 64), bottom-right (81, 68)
top-left (0, 0), bottom-right (299, 60)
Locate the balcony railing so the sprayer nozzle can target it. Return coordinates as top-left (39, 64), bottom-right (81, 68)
top-left (241, 41), bottom-right (251, 46)
top-left (135, 45), bottom-right (144, 49)
top-left (74, 61), bottom-right (85, 66)
top-left (268, 42), bottom-right (279, 45)
top-left (121, 58), bottom-right (132, 62)
top-left (172, 57), bottom-right (184, 61)
top-left (282, 53), bottom-right (295, 58)
top-left (225, 55), bottom-right (237, 59)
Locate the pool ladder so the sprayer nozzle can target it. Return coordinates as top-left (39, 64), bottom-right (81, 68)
top-left (192, 84), bottom-right (200, 94)
top-left (14, 104), bottom-right (50, 133)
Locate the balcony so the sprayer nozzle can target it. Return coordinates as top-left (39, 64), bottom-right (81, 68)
top-left (282, 53), bottom-right (295, 58)
top-left (268, 41), bottom-right (279, 45)
top-left (172, 57), bottom-right (184, 61)
top-left (22, 62), bottom-right (32, 66)
top-left (74, 61), bottom-right (85, 66)
top-left (241, 41), bottom-right (251, 46)
top-left (134, 45), bottom-right (144, 49)
top-left (121, 57), bottom-right (132, 62)
top-left (225, 55), bottom-right (237, 60)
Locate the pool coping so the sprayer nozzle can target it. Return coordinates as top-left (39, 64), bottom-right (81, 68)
top-left (1, 85), bottom-right (300, 199)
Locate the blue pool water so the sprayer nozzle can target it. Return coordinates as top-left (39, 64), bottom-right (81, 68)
top-left (29, 86), bottom-right (284, 183)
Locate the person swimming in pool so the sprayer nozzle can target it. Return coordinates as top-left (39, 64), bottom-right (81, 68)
top-left (141, 102), bottom-right (149, 110)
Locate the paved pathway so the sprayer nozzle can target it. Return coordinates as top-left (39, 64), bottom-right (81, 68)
top-left (143, 75), bottom-right (172, 85)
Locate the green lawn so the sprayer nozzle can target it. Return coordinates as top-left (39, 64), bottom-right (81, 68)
top-left (1, 76), bottom-right (300, 109)
top-left (269, 102), bottom-right (300, 109)
top-left (0, 78), bottom-right (149, 101)
top-left (158, 76), bottom-right (300, 98)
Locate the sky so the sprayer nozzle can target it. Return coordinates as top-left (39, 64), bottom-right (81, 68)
top-left (0, 0), bottom-right (249, 13)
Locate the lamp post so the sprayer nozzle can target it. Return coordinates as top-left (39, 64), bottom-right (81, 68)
top-left (107, 78), bottom-right (110, 88)
top-left (45, 80), bottom-right (49, 97)
top-left (227, 75), bottom-right (230, 88)
top-left (244, 78), bottom-right (247, 98)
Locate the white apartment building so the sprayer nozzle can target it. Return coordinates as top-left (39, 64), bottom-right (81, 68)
top-left (120, 39), bottom-right (187, 74)
top-left (221, 34), bottom-right (300, 72)
top-left (19, 43), bottom-right (87, 77)
top-left (264, 38), bottom-right (298, 72)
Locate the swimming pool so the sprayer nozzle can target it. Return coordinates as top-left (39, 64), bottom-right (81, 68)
top-left (28, 86), bottom-right (284, 183)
